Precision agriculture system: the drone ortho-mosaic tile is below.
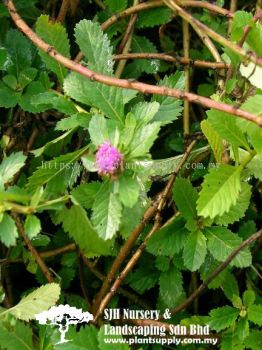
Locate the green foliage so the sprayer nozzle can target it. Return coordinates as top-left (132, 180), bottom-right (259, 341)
top-left (0, 152), bottom-right (26, 188)
top-left (36, 15), bottom-right (70, 83)
top-left (159, 265), bottom-right (183, 307)
top-left (183, 231), bottom-right (207, 271)
top-left (0, 321), bottom-right (33, 350)
top-left (209, 306), bottom-right (239, 332)
top-left (0, 213), bottom-right (18, 247)
top-left (0, 283), bottom-right (60, 321)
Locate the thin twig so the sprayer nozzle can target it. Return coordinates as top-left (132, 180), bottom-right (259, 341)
top-left (166, 229), bottom-right (262, 317)
top-left (113, 52), bottom-right (229, 69)
top-left (93, 141), bottom-right (197, 322)
top-left (11, 212), bottom-right (53, 283)
top-left (183, 19), bottom-right (190, 135)
top-left (77, 249), bottom-right (91, 309)
top-left (56, 0), bottom-right (70, 23)
top-left (228, 0), bottom-right (238, 35)
top-left (40, 243), bottom-right (76, 258)
top-left (6, 0), bottom-right (262, 126)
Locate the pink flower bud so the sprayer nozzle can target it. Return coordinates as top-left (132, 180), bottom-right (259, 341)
top-left (96, 141), bottom-right (123, 175)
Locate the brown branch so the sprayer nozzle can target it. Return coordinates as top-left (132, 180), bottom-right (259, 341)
top-left (166, 229), bottom-right (262, 317)
top-left (11, 212), bottom-right (53, 283)
top-left (40, 243), bottom-right (76, 258)
top-left (228, 0), bottom-right (238, 35)
top-left (93, 141), bottom-right (197, 322)
top-left (56, 0), bottom-right (70, 23)
top-left (6, 0), bottom-right (262, 126)
top-left (113, 53), bottom-right (229, 69)
top-left (183, 19), bottom-right (190, 135)
top-left (164, 0), bottom-right (262, 68)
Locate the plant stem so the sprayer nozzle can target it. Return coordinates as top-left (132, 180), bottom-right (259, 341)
top-left (183, 19), bottom-right (190, 135)
top-left (6, 0), bottom-right (262, 126)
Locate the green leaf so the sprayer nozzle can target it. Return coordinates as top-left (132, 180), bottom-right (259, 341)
top-left (92, 181), bottom-right (122, 240)
top-left (152, 72), bottom-right (184, 125)
top-left (1, 283), bottom-right (60, 321)
top-left (5, 29), bottom-right (32, 76)
top-left (0, 213), bottom-right (18, 247)
top-left (173, 178), bottom-right (198, 221)
top-left (236, 317), bottom-right (249, 342)
top-left (209, 306), bottom-right (239, 332)
top-left (55, 113), bottom-right (90, 131)
top-left (248, 304), bottom-right (262, 326)
top-left (128, 122), bottom-right (161, 159)
top-left (75, 20), bottom-right (113, 75)
top-left (26, 146), bottom-right (87, 192)
top-left (131, 36), bottom-right (158, 74)
top-left (244, 331), bottom-right (262, 350)
top-left (98, 325), bottom-right (130, 350)
top-left (147, 218), bottom-right (188, 257)
top-left (24, 215), bottom-right (41, 239)
top-left (64, 72), bottom-right (124, 123)
top-left (137, 8), bottom-right (172, 28)
top-left (0, 152), bottom-right (26, 188)
top-left (234, 148), bottom-right (262, 181)
top-left (159, 265), bottom-right (183, 308)
top-left (243, 290), bottom-right (255, 308)
top-left (131, 101), bottom-right (160, 126)
top-left (71, 182), bottom-right (101, 209)
top-left (197, 165), bottom-right (242, 219)
top-left (88, 115), bottom-right (120, 147)
top-left (36, 15), bottom-right (70, 83)
top-left (214, 182), bottom-right (252, 226)
top-left (0, 321), bottom-right (33, 350)
top-left (0, 84), bottom-right (19, 108)
top-left (0, 47), bottom-right (8, 70)
top-left (118, 174), bottom-right (140, 208)
top-left (201, 120), bottom-right (223, 163)
top-left (183, 231), bottom-right (207, 271)
top-left (246, 22), bottom-right (262, 57)
top-left (126, 265), bottom-right (159, 294)
top-left (31, 91), bottom-right (78, 115)
top-left (58, 205), bottom-right (112, 257)
top-left (104, 0), bottom-right (127, 13)
top-left (231, 11), bottom-right (253, 41)
top-left (205, 226), bottom-right (252, 268)
top-left (207, 109), bottom-right (249, 150)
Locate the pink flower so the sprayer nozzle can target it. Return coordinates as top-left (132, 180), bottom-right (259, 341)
top-left (96, 141), bottom-right (123, 175)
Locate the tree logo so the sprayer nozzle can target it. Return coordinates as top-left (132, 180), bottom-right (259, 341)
top-left (35, 304), bottom-right (94, 343)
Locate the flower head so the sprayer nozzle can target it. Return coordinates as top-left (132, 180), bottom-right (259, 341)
top-left (96, 141), bottom-right (123, 175)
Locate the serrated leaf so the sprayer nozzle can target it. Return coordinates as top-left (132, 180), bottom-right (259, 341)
top-left (248, 304), bottom-right (262, 326)
top-left (5, 29), bottom-right (32, 76)
top-left (0, 151), bottom-right (26, 187)
top-left (126, 265), bottom-right (159, 294)
top-left (131, 36), bottom-right (158, 74)
top-left (131, 101), bottom-right (160, 126)
top-left (197, 165), bottom-right (242, 219)
top-left (205, 226), bottom-right (252, 268)
top-left (64, 72), bottom-right (124, 123)
top-left (31, 91), bottom-right (78, 115)
top-left (88, 115), bottom-right (120, 147)
top-left (24, 215), bottom-right (41, 239)
top-left (75, 20), bottom-right (113, 75)
top-left (214, 182), bottom-right (251, 226)
top-left (183, 231), bottom-right (207, 271)
top-left (71, 182), bottom-right (101, 209)
top-left (0, 321), bottom-right (33, 350)
top-left (207, 109), bottom-right (249, 150)
top-left (128, 122), bottom-right (161, 159)
top-left (137, 8), bottom-right (172, 28)
top-left (231, 11), bottom-right (253, 42)
top-left (233, 148), bottom-right (262, 181)
top-left (173, 178), bottom-right (198, 221)
top-left (201, 120), bottom-right (223, 163)
top-left (58, 204), bottom-right (112, 257)
top-left (56, 113), bottom-right (90, 131)
top-left (152, 72), bottom-right (184, 125)
top-left (209, 306), bottom-right (239, 332)
top-left (118, 174), bottom-right (140, 208)
top-left (92, 181), bottom-right (122, 240)
top-left (0, 213), bottom-right (18, 247)
top-left (243, 290), bottom-right (255, 308)
top-left (104, 0), bottom-right (127, 13)
top-left (36, 15), bottom-right (70, 83)
top-left (1, 283), bottom-right (60, 321)
top-left (26, 146), bottom-right (87, 193)
top-left (159, 265), bottom-right (183, 307)
top-left (147, 218), bottom-right (188, 257)
top-left (0, 84), bottom-right (19, 108)
top-left (244, 331), bottom-right (262, 350)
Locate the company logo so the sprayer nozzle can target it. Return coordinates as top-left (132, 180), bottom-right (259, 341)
top-left (35, 304), bottom-right (94, 344)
